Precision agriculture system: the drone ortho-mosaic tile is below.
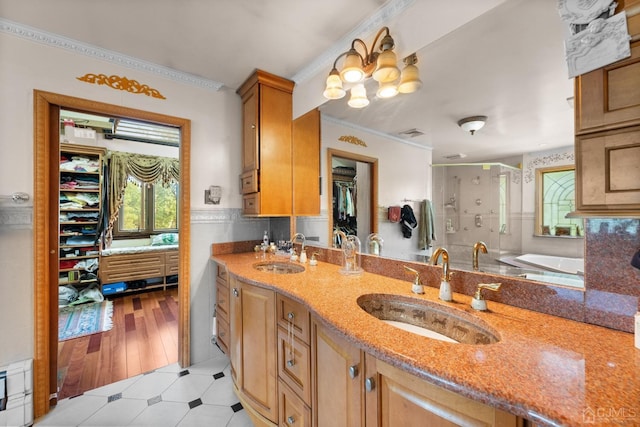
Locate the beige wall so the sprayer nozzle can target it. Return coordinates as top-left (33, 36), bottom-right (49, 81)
top-left (0, 31), bottom-right (243, 366)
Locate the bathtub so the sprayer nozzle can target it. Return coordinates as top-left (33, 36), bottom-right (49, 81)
top-left (499, 253), bottom-right (583, 275)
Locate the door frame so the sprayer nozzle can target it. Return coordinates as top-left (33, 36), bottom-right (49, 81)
top-left (32, 90), bottom-right (191, 417)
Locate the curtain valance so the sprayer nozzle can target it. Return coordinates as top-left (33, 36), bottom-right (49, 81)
top-left (106, 151), bottom-right (179, 243)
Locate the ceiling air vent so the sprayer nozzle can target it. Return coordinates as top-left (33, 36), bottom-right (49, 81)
top-left (398, 128), bottom-right (424, 138)
top-left (443, 153), bottom-right (467, 160)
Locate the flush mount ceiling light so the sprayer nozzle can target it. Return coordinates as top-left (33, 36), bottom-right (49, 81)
top-left (457, 116), bottom-right (487, 135)
top-left (323, 27), bottom-right (422, 108)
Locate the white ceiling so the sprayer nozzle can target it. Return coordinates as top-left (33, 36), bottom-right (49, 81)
top-left (0, 0), bottom-right (574, 163)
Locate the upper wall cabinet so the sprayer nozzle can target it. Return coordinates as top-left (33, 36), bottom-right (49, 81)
top-left (293, 108), bottom-right (320, 216)
top-left (575, 42), bottom-right (640, 134)
top-left (238, 70), bottom-right (295, 216)
top-left (573, 2), bottom-right (640, 215)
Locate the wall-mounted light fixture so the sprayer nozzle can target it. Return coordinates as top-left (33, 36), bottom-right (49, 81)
top-left (323, 27), bottom-right (422, 108)
top-left (457, 116), bottom-right (487, 135)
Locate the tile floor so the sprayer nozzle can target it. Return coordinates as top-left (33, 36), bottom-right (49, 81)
top-left (36, 346), bottom-right (252, 427)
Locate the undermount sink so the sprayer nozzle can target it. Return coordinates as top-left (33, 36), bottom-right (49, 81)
top-left (357, 294), bottom-right (500, 345)
top-left (253, 261), bottom-right (305, 274)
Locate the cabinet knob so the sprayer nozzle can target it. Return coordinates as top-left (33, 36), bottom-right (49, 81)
top-left (251, 124), bottom-right (256, 129)
top-left (287, 416), bottom-right (295, 425)
top-left (287, 312), bottom-right (295, 320)
top-left (365, 377), bottom-right (376, 392)
top-left (348, 364), bottom-right (359, 379)
top-left (287, 359), bottom-right (295, 367)
top-left (233, 288), bottom-right (239, 297)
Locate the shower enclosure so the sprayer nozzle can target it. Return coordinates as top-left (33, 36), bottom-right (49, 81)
top-left (432, 163), bottom-right (522, 271)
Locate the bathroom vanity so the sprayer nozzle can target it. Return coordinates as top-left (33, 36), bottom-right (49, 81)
top-left (212, 251), bottom-right (639, 427)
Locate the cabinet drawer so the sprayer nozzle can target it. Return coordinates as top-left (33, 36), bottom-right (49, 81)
top-left (576, 126), bottom-right (640, 210)
top-left (277, 294), bottom-right (310, 344)
top-left (216, 279), bottom-right (230, 322)
top-left (100, 266), bottom-right (165, 283)
top-left (216, 264), bottom-right (228, 284)
top-left (278, 327), bottom-right (311, 406)
top-left (216, 316), bottom-right (230, 355)
top-left (101, 252), bottom-right (164, 270)
top-left (165, 251), bottom-right (179, 271)
top-left (279, 380), bottom-right (311, 427)
top-left (240, 170), bottom-right (258, 194)
top-left (243, 193), bottom-right (260, 215)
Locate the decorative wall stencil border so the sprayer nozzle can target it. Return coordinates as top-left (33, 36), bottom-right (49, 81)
top-left (523, 152), bottom-right (575, 183)
top-left (0, 207), bottom-right (33, 228)
top-left (77, 74), bottom-right (166, 99)
top-left (339, 135), bottom-right (367, 147)
top-left (291, 0), bottom-right (414, 83)
top-left (0, 18), bottom-right (224, 92)
top-left (191, 208), bottom-right (270, 224)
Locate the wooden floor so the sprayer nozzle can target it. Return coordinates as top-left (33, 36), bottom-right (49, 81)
top-left (57, 287), bottom-right (179, 399)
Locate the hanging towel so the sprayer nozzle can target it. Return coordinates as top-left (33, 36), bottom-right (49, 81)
top-left (400, 205), bottom-right (417, 238)
top-left (418, 199), bottom-right (436, 250)
top-left (388, 206), bottom-right (401, 223)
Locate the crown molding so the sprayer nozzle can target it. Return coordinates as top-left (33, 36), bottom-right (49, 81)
top-left (0, 18), bottom-right (224, 92)
top-left (290, 0), bottom-right (414, 84)
top-left (322, 114), bottom-right (432, 150)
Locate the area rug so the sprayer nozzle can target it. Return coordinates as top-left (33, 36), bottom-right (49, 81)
top-left (58, 300), bottom-right (113, 341)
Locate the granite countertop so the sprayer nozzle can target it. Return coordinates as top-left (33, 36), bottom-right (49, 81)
top-left (212, 252), bottom-right (640, 426)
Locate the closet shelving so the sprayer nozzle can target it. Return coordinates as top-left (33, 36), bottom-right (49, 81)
top-left (58, 143), bottom-right (105, 289)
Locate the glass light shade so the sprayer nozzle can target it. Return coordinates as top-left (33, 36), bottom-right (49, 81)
top-left (398, 64), bottom-right (422, 93)
top-left (348, 83), bottom-right (370, 108)
top-left (376, 80), bottom-right (398, 98)
top-left (340, 50), bottom-right (365, 83)
top-left (458, 116), bottom-right (487, 135)
top-left (372, 49), bottom-right (400, 83)
top-left (323, 72), bottom-right (346, 99)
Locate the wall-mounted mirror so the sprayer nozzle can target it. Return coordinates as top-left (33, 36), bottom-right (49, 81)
top-left (296, 0), bottom-right (585, 288)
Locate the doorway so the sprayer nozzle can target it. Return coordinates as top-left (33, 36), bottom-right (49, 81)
top-left (33, 90), bottom-right (191, 417)
top-left (327, 148), bottom-right (378, 246)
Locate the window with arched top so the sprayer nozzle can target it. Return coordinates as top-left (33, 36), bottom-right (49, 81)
top-left (535, 166), bottom-right (583, 237)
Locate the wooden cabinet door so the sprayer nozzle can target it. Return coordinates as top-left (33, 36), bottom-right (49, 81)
top-left (229, 277), bottom-right (242, 385)
top-left (575, 41), bottom-right (640, 133)
top-left (312, 319), bottom-right (364, 427)
top-left (576, 125), bottom-right (640, 211)
top-left (293, 108), bottom-right (320, 216)
top-left (236, 279), bottom-right (278, 424)
top-left (364, 354), bottom-right (518, 427)
top-left (242, 84), bottom-right (259, 173)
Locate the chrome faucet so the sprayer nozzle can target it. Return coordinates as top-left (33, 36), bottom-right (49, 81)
top-left (431, 247), bottom-right (452, 301)
top-left (290, 233), bottom-right (306, 252)
top-left (333, 229), bottom-right (347, 249)
top-left (472, 241), bottom-right (488, 271)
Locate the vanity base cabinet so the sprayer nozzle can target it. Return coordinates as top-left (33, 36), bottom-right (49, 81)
top-left (215, 264), bottom-right (230, 355)
top-left (229, 277), bottom-right (278, 425)
top-left (311, 318), bottom-right (365, 427)
top-left (363, 354), bottom-right (519, 427)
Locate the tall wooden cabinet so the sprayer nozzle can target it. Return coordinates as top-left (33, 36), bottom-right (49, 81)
top-left (58, 143), bottom-right (105, 295)
top-left (237, 70), bottom-right (295, 216)
top-left (574, 1), bottom-right (640, 214)
top-left (229, 276), bottom-right (278, 425)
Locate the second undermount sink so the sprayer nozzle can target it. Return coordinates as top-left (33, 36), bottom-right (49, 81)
top-left (357, 294), bottom-right (500, 345)
top-left (253, 261), bottom-right (305, 274)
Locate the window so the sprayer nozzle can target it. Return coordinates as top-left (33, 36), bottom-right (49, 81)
top-left (535, 166), bottom-right (582, 237)
top-left (116, 177), bottom-right (178, 236)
